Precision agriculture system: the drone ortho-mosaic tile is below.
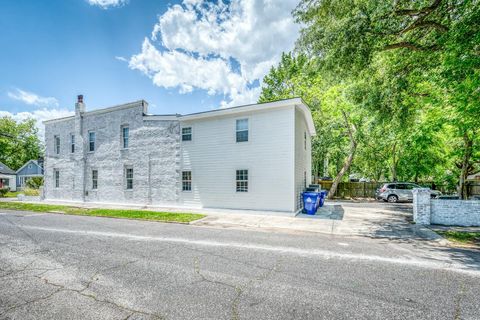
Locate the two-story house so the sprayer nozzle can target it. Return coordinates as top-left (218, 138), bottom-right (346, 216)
top-left (43, 96), bottom-right (315, 213)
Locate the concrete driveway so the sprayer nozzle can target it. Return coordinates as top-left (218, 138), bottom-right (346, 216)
top-left (193, 201), bottom-right (438, 241)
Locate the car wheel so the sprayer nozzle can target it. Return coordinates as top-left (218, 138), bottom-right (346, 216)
top-left (387, 195), bottom-right (399, 203)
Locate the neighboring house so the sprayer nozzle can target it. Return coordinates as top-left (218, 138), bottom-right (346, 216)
top-left (43, 95), bottom-right (315, 213)
top-left (467, 172), bottom-right (480, 180)
top-left (0, 161), bottom-right (16, 191)
top-left (16, 159), bottom-right (44, 189)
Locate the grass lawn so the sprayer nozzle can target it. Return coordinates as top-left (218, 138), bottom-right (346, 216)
top-left (437, 231), bottom-right (480, 246)
top-left (4, 191), bottom-right (21, 198)
top-left (0, 202), bottom-right (205, 223)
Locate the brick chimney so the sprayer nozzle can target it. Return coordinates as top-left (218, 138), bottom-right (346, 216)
top-left (75, 94), bottom-right (85, 115)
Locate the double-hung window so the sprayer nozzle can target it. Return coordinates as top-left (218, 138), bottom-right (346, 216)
top-left (236, 119), bottom-right (248, 142)
top-left (122, 126), bottom-right (129, 149)
top-left (182, 127), bottom-right (192, 141)
top-left (54, 169), bottom-right (60, 188)
top-left (71, 134), bottom-right (75, 153)
top-left (88, 131), bottom-right (96, 152)
top-left (54, 135), bottom-right (60, 154)
top-left (236, 169), bottom-right (248, 192)
top-left (92, 170), bottom-right (98, 190)
top-left (125, 167), bottom-right (133, 190)
top-left (182, 171), bottom-right (192, 191)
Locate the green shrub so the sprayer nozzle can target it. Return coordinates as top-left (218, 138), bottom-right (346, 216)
top-left (23, 188), bottom-right (40, 196)
top-left (0, 187), bottom-right (10, 197)
top-left (26, 177), bottom-right (43, 189)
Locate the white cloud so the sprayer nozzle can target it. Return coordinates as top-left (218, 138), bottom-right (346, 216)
top-left (130, 0), bottom-right (299, 107)
top-left (7, 89), bottom-right (59, 108)
top-left (0, 109), bottom-right (74, 140)
top-left (87, 0), bottom-right (128, 9)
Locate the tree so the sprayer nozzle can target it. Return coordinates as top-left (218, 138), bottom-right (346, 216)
top-left (0, 117), bottom-right (42, 170)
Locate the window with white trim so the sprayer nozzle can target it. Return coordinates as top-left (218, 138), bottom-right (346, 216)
top-left (125, 166), bottom-right (133, 190)
top-left (236, 169), bottom-right (248, 192)
top-left (121, 125), bottom-right (129, 149)
top-left (54, 169), bottom-right (60, 188)
top-left (182, 127), bottom-right (192, 141)
top-left (88, 131), bottom-right (96, 152)
top-left (92, 170), bottom-right (98, 190)
top-left (182, 171), bottom-right (192, 191)
top-left (236, 119), bottom-right (248, 142)
top-left (54, 135), bottom-right (60, 154)
top-left (71, 134), bottom-right (75, 153)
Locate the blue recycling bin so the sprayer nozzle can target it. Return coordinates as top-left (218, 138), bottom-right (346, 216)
top-left (303, 192), bottom-right (319, 215)
top-left (318, 191), bottom-right (327, 207)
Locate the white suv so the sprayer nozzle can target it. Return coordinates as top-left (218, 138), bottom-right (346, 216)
top-left (376, 183), bottom-right (442, 203)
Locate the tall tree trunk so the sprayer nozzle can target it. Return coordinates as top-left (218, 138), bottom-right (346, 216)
top-left (328, 111), bottom-right (357, 199)
top-left (458, 132), bottom-right (473, 200)
top-left (391, 142), bottom-right (398, 181)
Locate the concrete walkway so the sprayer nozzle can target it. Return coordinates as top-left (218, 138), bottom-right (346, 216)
top-left (1, 198), bottom-right (442, 241)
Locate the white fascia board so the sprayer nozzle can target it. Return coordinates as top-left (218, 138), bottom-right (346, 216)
top-left (296, 102), bottom-right (317, 136)
top-left (143, 115), bottom-right (179, 121)
top-left (179, 98), bottom-right (303, 121)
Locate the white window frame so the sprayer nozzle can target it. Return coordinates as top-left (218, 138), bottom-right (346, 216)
top-left (182, 171), bottom-right (192, 192)
top-left (125, 166), bottom-right (133, 190)
top-left (121, 125), bottom-right (129, 149)
top-left (182, 127), bottom-right (192, 142)
top-left (88, 131), bottom-right (96, 152)
top-left (54, 169), bottom-right (60, 188)
top-left (54, 135), bottom-right (60, 155)
top-left (236, 169), bottom-right (248, 192)
top-left (71, 134), bottom-right (75, 153)
top-left (92, 169), bottom-right (98, 190)
top-left (236, 119), bottom-right (249, 143)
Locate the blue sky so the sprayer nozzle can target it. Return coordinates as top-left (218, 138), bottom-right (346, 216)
top-left (0, 0), bottom-right (299, 132)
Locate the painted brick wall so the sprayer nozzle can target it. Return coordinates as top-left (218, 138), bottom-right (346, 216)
top-left (413, 189), bottom-right (480, 226)
top-left (431, 200), bottom-right (480, 226)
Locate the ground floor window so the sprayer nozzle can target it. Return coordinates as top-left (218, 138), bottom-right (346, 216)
top-left (0, 178), bottom-right (9, 189)
top-left (92, 170), bottom-right (98, 190)
top-left (125, 167), bottom-right (133, 190)
top-left (54, 169), bottom-right (60, 188)
top-left (182, 171), bottom-right (192, 191)
top-left (236, 169), bottom-right (248, 192)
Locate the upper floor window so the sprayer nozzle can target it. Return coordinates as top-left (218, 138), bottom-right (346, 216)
top-left (71, 134), bottom-right (75, 153)
top-left (182, 171), bottom-right (192, 191)
top-left (236, 169), bottom-right (248, 192)
top-left (125, 166), bottom-right (133, 190)
top-left (182, 127), bottom-right (192, 141)
top-left (236, 119), bottom-right (248, 142)
top-left (88, 131), bottom-right (96, 152)
top-left (54, 135), bottom-right (60, 154)
top-left (92, 170), bottom-right (98, 190)
top-left (122, 125), bottom-right (129, 149)
top-left (54, 169), bottom-right (60, 188)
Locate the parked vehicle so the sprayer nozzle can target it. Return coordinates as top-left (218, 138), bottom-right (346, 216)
top-left (376, 183), bottom-right (442, 203)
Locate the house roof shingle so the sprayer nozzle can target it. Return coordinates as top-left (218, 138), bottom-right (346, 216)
top-left (0, 162), bottom-right (15, 175)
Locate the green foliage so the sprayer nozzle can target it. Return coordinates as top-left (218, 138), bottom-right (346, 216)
top-left (0, 187), bottom-right (10, 197)
top-left (260, 0), bottom-right (479, 193)
top-left (26, 177), bottom-right (44, 189)
top-left (0, 117), bottom-right (42, 170)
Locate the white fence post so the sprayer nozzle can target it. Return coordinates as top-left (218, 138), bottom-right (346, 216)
top-left (412, 188), bottom-right (431, 225)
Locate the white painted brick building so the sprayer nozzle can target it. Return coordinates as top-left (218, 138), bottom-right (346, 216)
top-left (43, 96), bottom-right (316, 212)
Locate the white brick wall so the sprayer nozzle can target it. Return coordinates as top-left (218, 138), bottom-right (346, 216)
top-left (413, 189), bottom-right (480, 226)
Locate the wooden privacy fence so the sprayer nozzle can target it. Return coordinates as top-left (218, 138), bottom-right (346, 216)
top-left (317, 181), bottom-right (383, 198)
top-left (315, 181), bottom-right (480, 199)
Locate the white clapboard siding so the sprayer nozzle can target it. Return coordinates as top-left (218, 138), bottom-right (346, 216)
top-left (180, 106), bottom-right (296, 212)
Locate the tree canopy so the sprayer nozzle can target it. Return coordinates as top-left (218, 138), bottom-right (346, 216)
top-left (0, 117), bottom-right (42, 171)
top-left (260, 0), bottom-right (480, 197)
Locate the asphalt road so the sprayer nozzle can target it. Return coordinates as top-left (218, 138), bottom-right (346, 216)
top-left (1, 210), bottom-right (480, 320)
